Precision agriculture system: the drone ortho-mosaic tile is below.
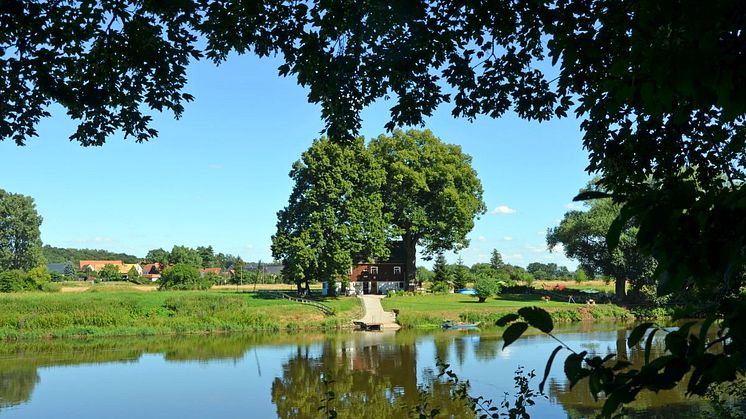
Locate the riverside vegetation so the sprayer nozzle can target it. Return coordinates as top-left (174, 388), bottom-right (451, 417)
top-left (0, 290), bottom-right (360, 340)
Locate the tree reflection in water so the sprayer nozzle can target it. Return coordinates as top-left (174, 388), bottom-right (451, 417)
top-left (0, 368), bottom-right (38, 409)
top-left (271, 332), bottom-right (474, 418)
top-left (548, 328), bottom-right (706, 418)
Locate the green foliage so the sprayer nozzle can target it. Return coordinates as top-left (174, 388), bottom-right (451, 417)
top-left (98, 264), bottom-right (120, 282)
top-left (42, 245), bottom-right (138, 265)
top-left (272, 137), bottom-right (389, 294)
top-left (416, 266), bottom-right (434, 283)
top-left (127, 266), bottom-right (142, 284)
top-left (370, 130), bottom-right (486, 284)
top-left (432, 254), bottom-right (449, 285)
top-left (430, 281), bottom-right (450, 294)
top-left (490, 249), bottom-right (504, 272)
top-left (144, 248), bottom-right (170, 265)
top-left (168, 245), bottom-right (203, 268)
top-left (574, 269), bottom-right (588, 283)
top-left (159, 264), bottom-right (209, 291)
top-left (202, 271), bottom-right (222, 286)
top-left (0, 291), bottom-right (361, 339)
top-left (547, 182), bottom-right (656, 300)
top-left (0, 190), bottom-right (43, 271)
top-left (474, 277), bottom-right (500, 303)
top-left (499, 307), bottom-right (739, 417)
top-left (26, 266), bottom-right (50, 288)
top-left (0, 270), bottom-right (30, 293)
top-left (451, 261), bottom-right (469, 290)
top-left (526, 262), bottom-right (571, 281)
top-left (706, 375), bottom-right (746, 419)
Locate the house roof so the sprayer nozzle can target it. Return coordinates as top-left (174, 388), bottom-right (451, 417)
top-left (119, 263), bottom-right (142, 274)
top-left (142, 263), bottom-right (162, 275)
top-left (246, 263), bottom-right (284, 274)
top-left (47, 263), bottom-right (67, 274)
top-left (79, 260), bottom-right (123, 270)
top-left (200, 267), bottom-right (222, 274)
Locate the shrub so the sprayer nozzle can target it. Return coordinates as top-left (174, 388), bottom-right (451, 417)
top-left (430, 281), bottom-right (450, 294)
top-left (574, 269), bottom-right (588, 283)
top-left (474, 277), bottom-right (500, 302)
top-left (159, 264), bottom-right (211, 290)
top-left (0, 270), bottom-right (29, 292)
top-left (40, 282), bottom-right (62, 293)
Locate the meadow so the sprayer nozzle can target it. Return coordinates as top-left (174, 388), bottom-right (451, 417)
top-left (0, 289), bottom-right (360, 340)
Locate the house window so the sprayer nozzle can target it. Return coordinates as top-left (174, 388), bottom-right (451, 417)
top-left (394, 266), bottom-right (401, 275)
top-left (370, 266), bottom-right (379, 274)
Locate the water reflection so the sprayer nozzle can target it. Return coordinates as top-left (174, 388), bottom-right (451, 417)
top-left (0, 324), bottom-right (709, 418)
top-left (271, 333), bottom-right (473, 418)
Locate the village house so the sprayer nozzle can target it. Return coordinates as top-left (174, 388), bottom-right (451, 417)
top-left (79, 260), bottom-right (124, 272)
top-left (141, 263), bottom-right (163, 282)
top-left (346, 241), bottom-right (409, 295)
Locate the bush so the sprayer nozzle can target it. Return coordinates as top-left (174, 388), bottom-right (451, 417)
top-left (0, 270), bottom-right (29, 292)
top-left (474, 277), bottom-right (500, 302)
top-left (159, 264), bottom-right (211, 290)
top-left (574, 269), bottom-right (588, 283)
top-left (430, 281), bottom-right (450, 294)
top-left (40, 282), bottom-right (62, 293)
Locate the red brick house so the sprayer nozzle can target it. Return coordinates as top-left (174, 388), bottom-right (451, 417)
top-left (348, 242), bottom-right (409, 294)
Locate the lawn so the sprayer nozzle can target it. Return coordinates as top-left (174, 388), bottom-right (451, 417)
top-left (381, 292), bottom-right (631, 328)
top-left (0, 290), bottom-right (362, 340)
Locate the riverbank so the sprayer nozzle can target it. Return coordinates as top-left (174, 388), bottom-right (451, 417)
top-left (0, 290), bottom-right (361, 340)
top-left (1, 288), bottom-right (638, 340)
top-left (382, 293), bottom-right (632, 328)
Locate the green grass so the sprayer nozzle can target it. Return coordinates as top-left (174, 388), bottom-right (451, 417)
top-left (382, 293), bottom-right (632, 328)
top-left (0, 290), bottom-right (362, 340)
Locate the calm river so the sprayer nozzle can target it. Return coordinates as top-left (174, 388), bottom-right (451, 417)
top-left (0, 323), bottom-right (705, 418)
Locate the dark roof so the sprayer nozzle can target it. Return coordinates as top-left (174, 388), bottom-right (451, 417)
top-left (246, 263), bottom-right (283, 274)
top-left (47, 263), bottom-right (67, 274)
top-left (355, 241), bottom-right (406, 264)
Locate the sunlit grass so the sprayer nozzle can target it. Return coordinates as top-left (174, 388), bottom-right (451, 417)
top-left (0, 290), bottom-right (362, 340)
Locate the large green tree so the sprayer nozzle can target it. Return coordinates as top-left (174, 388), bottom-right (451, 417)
top-left (168, 245), bottom-right (202, 268)
top-left (547, 187), bottom-right (656, 301)
top-left (272, 137), bottom-right (389, 294)
top-left (0, 189), bottom-right (44, 271)
top-left (144, 248), bottom-right (170, 265)
top-left (369, 129), bottom-right (486, 286)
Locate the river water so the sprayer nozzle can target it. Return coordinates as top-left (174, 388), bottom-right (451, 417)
top-left (0, 322), bottom-right (705, 418)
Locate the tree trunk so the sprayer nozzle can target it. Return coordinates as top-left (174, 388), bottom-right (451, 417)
top-left (615, 276), bottom-right (626, 301)
top-left (403, 234), bottom-right (418, 291)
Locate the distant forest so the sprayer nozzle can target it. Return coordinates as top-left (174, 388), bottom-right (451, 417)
top-left (42, 245), bottom-right (139, 265)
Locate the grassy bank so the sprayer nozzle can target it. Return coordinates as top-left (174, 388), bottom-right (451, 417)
top-left (0, 290), bottom-right (361, 340)
top-left (382, 293), bottom-right (632, 328)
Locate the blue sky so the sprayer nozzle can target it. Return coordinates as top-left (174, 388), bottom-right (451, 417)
top-left (0, 53), bottom-right (590, 269)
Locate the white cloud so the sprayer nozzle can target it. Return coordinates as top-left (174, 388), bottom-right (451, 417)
top-left (74, 236), bottom-right (115, 244)
top-left (564, 202), bottom-right (583, 210)
top-left (503, 236), bottom-right (513, 241)
top-left (526, 244), bottom-right (548, 253)
top-left (509, 253), bottom-right (524, 261)
top-left (477, 235), bottom-right (487, 242)
top-left (492, 205), bottom-right (516, 215)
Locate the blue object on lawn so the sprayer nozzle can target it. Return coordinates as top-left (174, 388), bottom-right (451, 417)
top-left (456, 288), bottom-right (478, 295)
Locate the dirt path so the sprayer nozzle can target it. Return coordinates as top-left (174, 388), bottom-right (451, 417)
top-left (357, 295), bottom-right (400, 330)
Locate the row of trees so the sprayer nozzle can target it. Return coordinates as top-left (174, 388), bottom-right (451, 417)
top-left (143, 245), bottom-right (245, 270)
top-left (422, 249), bottom-right (577, 291)
top-left (272, 129), bottom-right (486, 294)
top-left (42, 246), bottom-right (139, 265)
